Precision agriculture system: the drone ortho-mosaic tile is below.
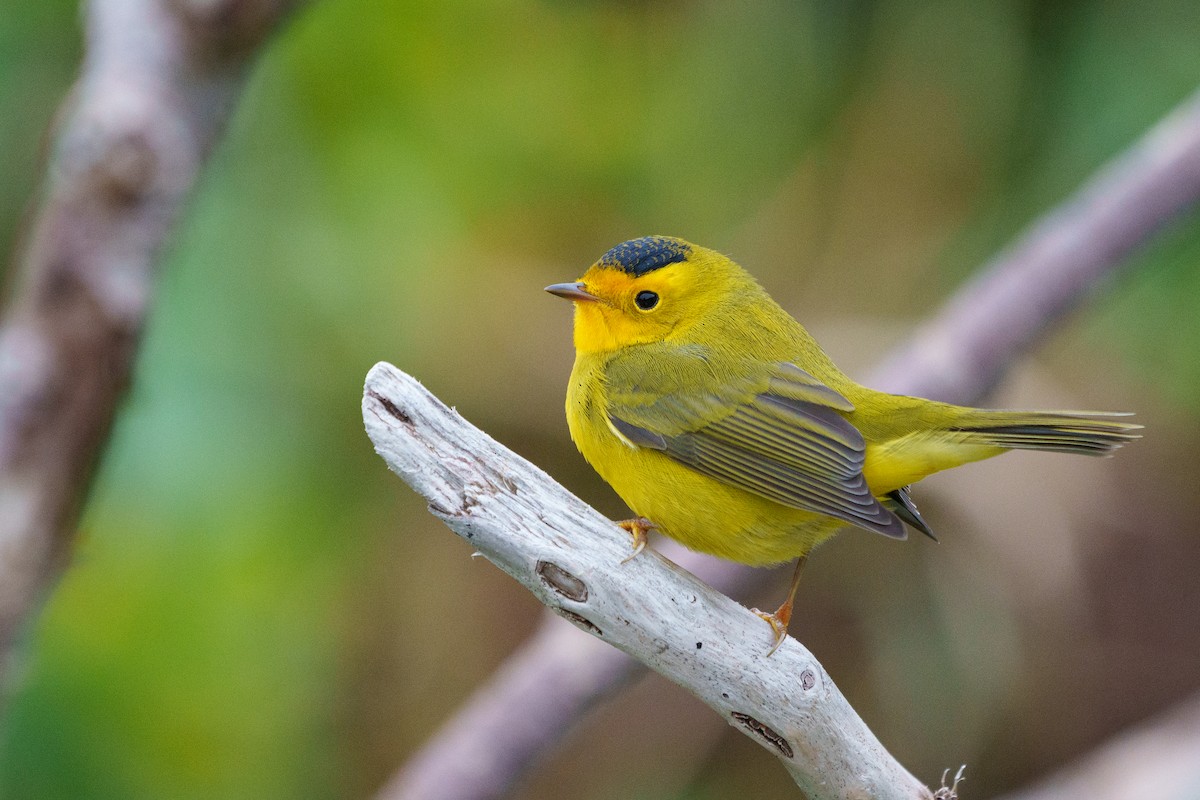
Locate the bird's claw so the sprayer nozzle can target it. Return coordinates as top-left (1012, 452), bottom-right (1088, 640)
top-left (751, 608), bottom-right (789, 657)
top-left (617, 517), bottom-right (655, 563)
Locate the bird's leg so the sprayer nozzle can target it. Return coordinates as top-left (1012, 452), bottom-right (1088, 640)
top-left (751, 555), bottom-right (808, 656)
top-left (616, 516), bottom-right (656, 563)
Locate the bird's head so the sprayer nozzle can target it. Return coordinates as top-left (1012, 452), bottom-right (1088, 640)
top-left (546, 236), bottom-right (753, 355)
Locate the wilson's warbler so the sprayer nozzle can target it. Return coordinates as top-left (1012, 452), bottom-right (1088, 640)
top-left (547, 236), bottom-right (1138, 653)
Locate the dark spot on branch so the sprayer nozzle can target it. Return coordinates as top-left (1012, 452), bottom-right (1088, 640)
top-left (535, 561), bottom-right (588, 602)
top-left (427, 501), bottom-right (454, 517)
top-left (695, 642), bottom-right (702, 650)
top-left (172, 0), bottom-right (293, 63)
top-left (480, 473), bottom-right (518, 497)
top-left (731, 712), bottom-right (793, 759)
top-left (100, 132), bottom-right (157, 203)
top-left (368, 390), bottom-right (412, 425)
top-left (38, 264), bottom-right (85, 314)
top-left (556, 610), bottom-right (601, 636)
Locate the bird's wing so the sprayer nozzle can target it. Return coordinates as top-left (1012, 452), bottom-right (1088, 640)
top-left (605, 345), bottom-right (905, 539)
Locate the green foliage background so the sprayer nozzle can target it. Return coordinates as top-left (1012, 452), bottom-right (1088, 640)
top-left (2, 1), bottom-right (1199, 798)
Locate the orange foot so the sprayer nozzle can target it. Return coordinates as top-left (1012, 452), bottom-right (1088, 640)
top-left (750, 556), bottom-right (806, 657)
top-left (750, 603), bottom-right (792, 657)
top-left (616, 517), bottom-right (656, 563)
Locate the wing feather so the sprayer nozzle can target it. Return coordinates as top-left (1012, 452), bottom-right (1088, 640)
top-left (605, 348), bottom-right (905, 539)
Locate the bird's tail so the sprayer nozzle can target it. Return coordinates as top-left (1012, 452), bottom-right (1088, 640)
top-left (946, 409), bottom-right (1141, 456)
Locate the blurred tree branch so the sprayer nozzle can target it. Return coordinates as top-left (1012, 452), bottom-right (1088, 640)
top-left (0, 0), bottom-right (302, 683)
top-left (992, 691), bottom-right (1200, 800)
top-left (363, 363), bottom-right (936, 800)
top-left (377, 85), bottom-right (1200, 800)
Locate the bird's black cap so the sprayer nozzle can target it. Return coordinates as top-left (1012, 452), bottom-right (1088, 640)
top-left (598, 236), bottom-right (691, 277)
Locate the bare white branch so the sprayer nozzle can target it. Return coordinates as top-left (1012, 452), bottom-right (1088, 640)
top-left (363, 362), bottom-right (933, 800)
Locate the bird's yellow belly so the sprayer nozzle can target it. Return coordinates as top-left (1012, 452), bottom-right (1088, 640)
top-left (569, 406), bottom-right (843, 566)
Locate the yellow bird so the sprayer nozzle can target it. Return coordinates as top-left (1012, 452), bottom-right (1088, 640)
top-left (546, 236), bottom-right (1138, 653)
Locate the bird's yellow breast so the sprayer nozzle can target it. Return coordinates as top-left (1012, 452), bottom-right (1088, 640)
top-left (565, 353), bottom-right (843, 566)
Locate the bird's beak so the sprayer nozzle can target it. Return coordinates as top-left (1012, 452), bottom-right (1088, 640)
top-left (544, 282), bottom-right (599, 302)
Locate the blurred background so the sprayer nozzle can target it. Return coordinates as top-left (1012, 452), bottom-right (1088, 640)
top-left (2, 1), bottom-right (1199, 798)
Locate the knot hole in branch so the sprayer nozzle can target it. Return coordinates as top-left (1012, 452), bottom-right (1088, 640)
top-left (731, 712), bottom-right (793, 759)
top-left (535, 561), bottom-right (587, 602)
top-left (536, 561), bottom-right (602, 635)
top-left (368, 390), bottom-right (413, 426)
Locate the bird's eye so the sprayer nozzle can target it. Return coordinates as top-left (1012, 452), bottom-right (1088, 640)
top-left (634, 290), bottom-right (659, 311)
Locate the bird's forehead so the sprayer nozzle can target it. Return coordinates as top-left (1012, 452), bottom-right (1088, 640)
top-left (579, 263), bottom-right (636, 295)
top-left (597, 236), bottom-right (692, 276)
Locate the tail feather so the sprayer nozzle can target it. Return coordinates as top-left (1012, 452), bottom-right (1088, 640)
top-left (884, 487), bottom-right (938, 541)
top-left (949, 411), bottom-right (1141, 456)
